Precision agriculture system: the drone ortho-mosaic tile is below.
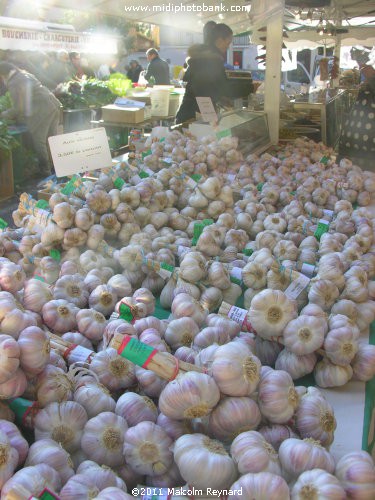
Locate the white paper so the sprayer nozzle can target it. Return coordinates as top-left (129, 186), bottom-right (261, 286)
top-left (318, 218), bottom-right (330, 226)
top-left (230, 267), bottom-right (243, 281)
top-left (301, 262), bottom-right (316, 278)
top-left (35, 209), bottom-right (51, 227)
top-left (49, 128), bottom-right (112, 177)
top-left (177, 245), bottom-right (190, 258)
top-left (228, 305), bottom-right (248, 325)
top-left (109, 312), bottom-right (120, 320)
top-left (323, 209), bottom-right (334, 220)
top-left (67, 345), bottom-right (94, 364)
top-left (114, 97), bottom-right (146, 108)
top-left (285, 273), bottom-right (310, 299)
top-left (196, 97), bottom-right (218, 124)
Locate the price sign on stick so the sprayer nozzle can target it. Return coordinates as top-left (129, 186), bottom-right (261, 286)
top-left (48, 128), bottom-right (112, 177)
top-left (196, 97), bottom-right (218, 124)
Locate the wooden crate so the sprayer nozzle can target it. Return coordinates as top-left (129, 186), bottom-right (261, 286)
top-left (0, 150), bottom-right (14, 201)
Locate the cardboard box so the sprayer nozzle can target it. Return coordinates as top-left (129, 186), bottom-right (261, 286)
top-left (101, 105), bottom-right (145, 124)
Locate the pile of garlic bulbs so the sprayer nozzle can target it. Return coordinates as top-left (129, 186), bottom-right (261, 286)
top-left (0, 132), bottom-right (374, 497)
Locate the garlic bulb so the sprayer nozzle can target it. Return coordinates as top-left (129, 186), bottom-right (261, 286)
top-left (308, 279), bottom-right (340, 311)
top-left (258, 424), bottom-right (299, 451)
top-left (89, 285), bottom-right (118, 317)
top-left (211, 342), bottom-right (261, 396)
top-left (242, 261), bottom-right (268, 289)
top-left (164, 317), bottom-right (199, 350)
top-left (275, 349), bottom-right (317, 380)
top-left (295, 387), bottom-right (336, 447)
top-left (53, 274), bottom-right (89, 308)
top-left (90, 348), bottom-right (136, 391)
top-left (258, 368), bottom-right (299, 424)
top-left (229, 472), bottom-right (290, 500)
top-left (74, 381), bottom-right (116, 418)
top-left (60, 467), bottom-right (123, 499)
top-left (81, 411), bottom-right (128, 467)
top-left (0, 334), bottom-right (20, 383)
top-left (291, 468), bottom-right (346, 500)
top-left (34, 401), bottom-right (88, 453)
top-left (42, 299), bottom-right (79, 334)
top-left (18, 326), bottom-right (50, 375)
top-left (115, 392), bottom-right (158, 426)
top-left (1, 464), bottom-right (61, 499)
top-left (230, 430), bottom-right (281, 475)
top-left (207, 314), bottom-right (241, 339)
top-left (124, 421), bottom-right (173, 476)
top-left (135, 366), bottom-right (167, 398)
top-left (324, 327), bottom-right (358, 365)
top-left (171, 293), bottom-right (208, 326)
top-left (278, 437), bottom-right (335, 481)
top-left (0, 368), bottom-right (27, 399)
top-left (25, 438), bottom-right (74, 484)
top-left (335, 450), bottom-right (375, 499)
top-left (174, 433), bottom-right (237, 489)
top-left (208, 397), bottom-right (261, 442)
top-left (23, 278), bottom-right (53, 313)
top-left (314, 358), bottom-right (353, 388)
top-left (0, 429), bottom-right (19, 488)
top-left (159, 371), bottom-right (220, 419)
top-left (283, 314), bottom-right (326, 355)
top-left (352, 343), bottom-right (375, 382)
top-left (36, 365), bottom-right (74, 407)
top-left (249, 289), bottom-right (297, 339)
top-left (93, 487), bottom-right (133, 499)
top-left (77, 309), bottom-right (107, 343)
top-left (193, 326), bottom-right (229, 349)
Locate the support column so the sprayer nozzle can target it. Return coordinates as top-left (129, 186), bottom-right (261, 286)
top-left (264, 12), bottom-right (284, 144)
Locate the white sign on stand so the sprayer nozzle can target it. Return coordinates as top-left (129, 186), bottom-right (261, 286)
top-left (196, 97), bottom-right (218, 124)
top-left (48, 127), bottom-right (112, 177)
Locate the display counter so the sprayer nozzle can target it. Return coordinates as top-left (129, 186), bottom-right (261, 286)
top-left (292, 89), bottom-right (351, 147)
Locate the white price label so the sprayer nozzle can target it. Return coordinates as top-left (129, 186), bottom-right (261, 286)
top-left (285, 273), bottom-right (310, 300)
top-left (109, 312), bottom-right (120, 320)
top-left (323, 209), bottom-right (334, 220)
top-left (230, 267), bottom-right (243, 281)
top-left (184, 177), bottom-right (198, 189)
top-left (35, 209), bottom-right (51, 227)
top-left (178, 245), bottom-right (190, 258)
top-left (228, 305), bottom-right (248, 325)
top-left (143, 167), bottom-right (154, 176)
top-left (67, 345), bottom-right (94, 364)
top-left (162, 157), bottom-right (173, 164)
top-left (301, 263), bottom-right (316, 278)
top-left (318, 218), bottom-right (330, 226)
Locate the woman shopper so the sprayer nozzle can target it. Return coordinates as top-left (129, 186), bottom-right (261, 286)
top-left (175, 23), bottom-right (253, 123)
top-left (0, 62), bottom-right (62, 177)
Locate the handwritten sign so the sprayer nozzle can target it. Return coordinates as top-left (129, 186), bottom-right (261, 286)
top-left (196, 97), bottom-right (218, 124)
top-left (48, 128), bottom-right (112, 177)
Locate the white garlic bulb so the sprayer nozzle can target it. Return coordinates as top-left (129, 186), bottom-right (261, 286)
top-left (291, 468), bottom-right (346, 499)
top-left (115, 392), bottom-right (158, 427)
top-left (174, 433), bottom-right (237, 489)
top-left (249, 289), bottom-right (297, 340)
top-left (283, 315), bottom-right (326, 355)
top-left (231, 430), bottom-right (281, 476)
top-left (275, 349), bottom-right (317, 380)
top-left (228, 472), bottom-right (289, 500)
top-left (258, 368), bottom-right (299, 424)
top-left (159, 372), bottom-right (220, 420)
top-left (335, 450), bottom-right (375, 499)
top-left (314, 358), bottom-right (353, 388)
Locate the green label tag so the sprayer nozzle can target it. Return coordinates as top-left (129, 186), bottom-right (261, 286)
top-left (0, 217), bottom-right (8, 230)
top-left (216, 128), bottom-right (231, 139)
top-left (35, 199), bottom-right (49, 209)
top-left (202, 218), bottom-right (214, 226)
top-left (290, 191), bottom-right (296, 195)
top-left (160, 262), bottom-right (174, 272)
top-left (49, 249), bottom-right (61, 261)
top-left (139, 170), bottom-right (150, 178)
top-left (119, 303), bottom-right (134, 323)
top-left (190, 174), bottom-right (202, 183)
top-left (118, 337), bottom-right (155, 367)
top-left (192, 222), bottom-right (204, 246)
top-left (114, 177), bottom-right (125, 189)
top-left (352, 202), bottom-right (359, 209)
top-left (142, 149), bottom-right (152, 159)
top-left (230, 276), bottom-right (242, 286)
top-left (257, 182), bottom-right (264, 192)
top-left (33, 275), bottom-right (46, 282)
top-left (314, 220), bottom-right (329, 240)
top-left (243, 248), bottom-right (253, 256)
top-left (320, 156), bottom-right (329, 164)
top-left (38, 489), bottom-right (59, 500)
top-left (61, 175), bottom-right (80, 195)
top-left (8, 397), bottom-right (33, 420)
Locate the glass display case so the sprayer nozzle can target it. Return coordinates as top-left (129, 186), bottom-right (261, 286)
top-left (292, 89), bottom-right (351, 147)
top-left (189, 110), bottom-right (271, 156)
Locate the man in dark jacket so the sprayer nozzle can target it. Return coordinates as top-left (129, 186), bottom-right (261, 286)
top-left (0, 62), bottom-right (62, 176)
top-left (144, 49), bottom-right (170, 85)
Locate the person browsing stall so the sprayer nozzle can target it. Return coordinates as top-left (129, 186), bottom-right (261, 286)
top-left (175, 23), bottom-right (253, 123)
top-left (144, 48), bottom-right (170, 85)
